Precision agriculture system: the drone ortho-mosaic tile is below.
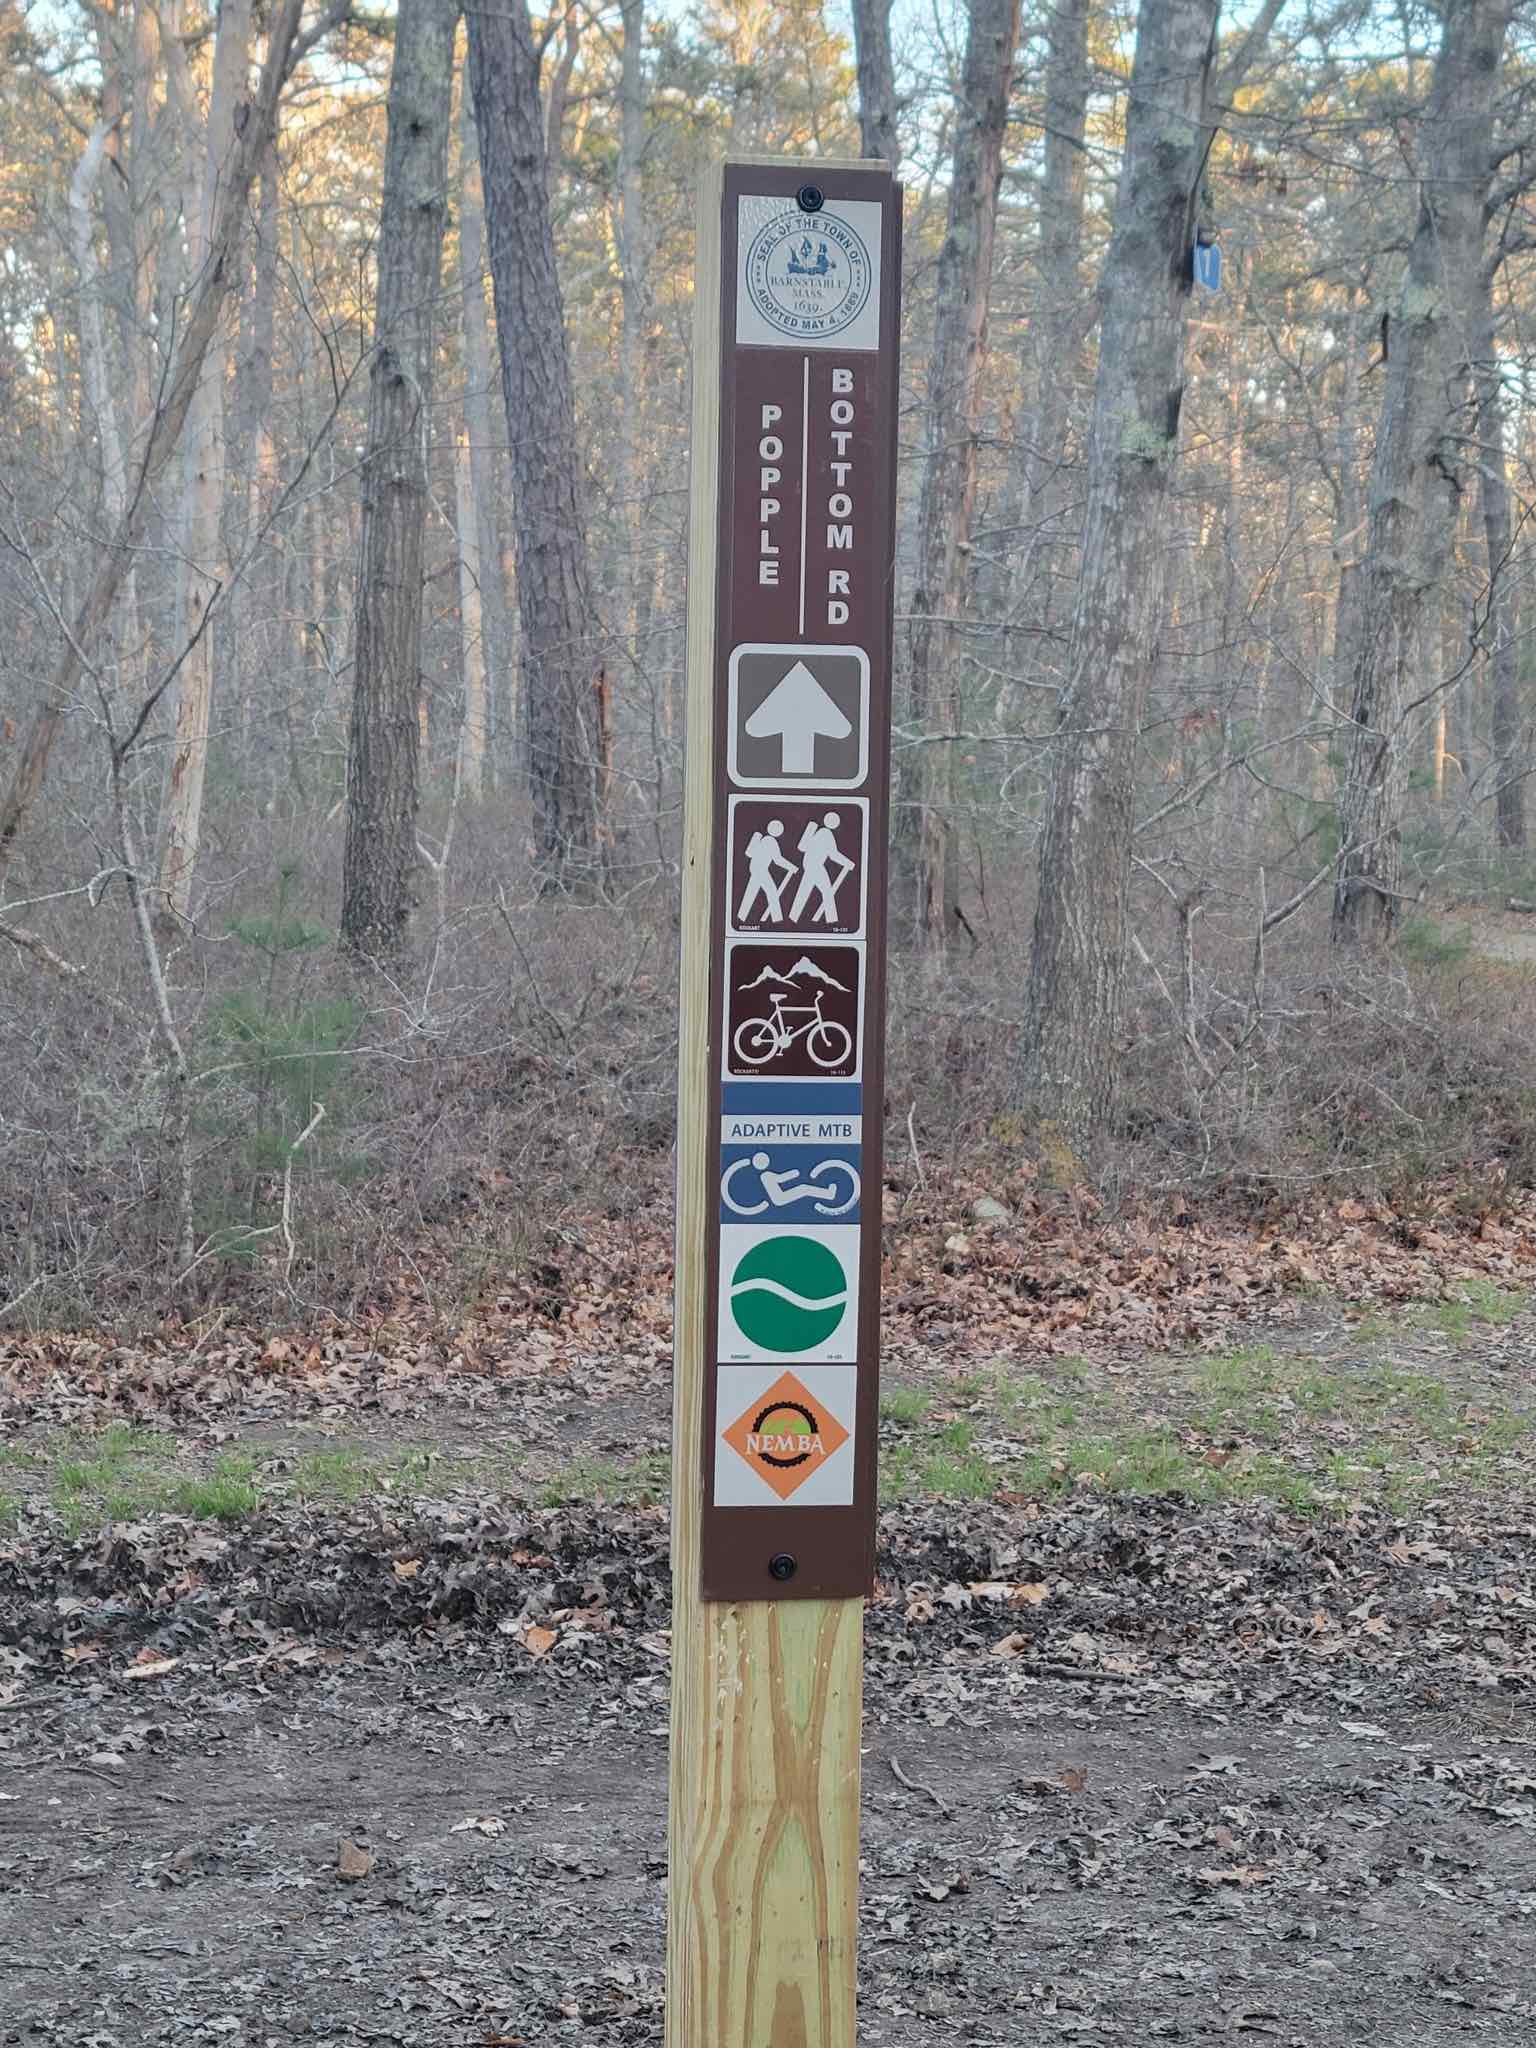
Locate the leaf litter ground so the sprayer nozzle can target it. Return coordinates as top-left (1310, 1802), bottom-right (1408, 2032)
top-left (1, 1210), bottom-right (1534, 2044)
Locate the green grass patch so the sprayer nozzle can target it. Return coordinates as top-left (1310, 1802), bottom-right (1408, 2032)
top-left (168, 1454), bottom-right (262, 1522)
top-left (879, 1386), bottom-right (931, 1427)
top-left (292, 1446), bottom-right (377, 1502)
top-left (1399, 917), bottom-right (1473, 969)
top-left (1411, 1280), bottom-right (1527, 1343)
top-left (535, 1451), bottom-right (670, 1508)
top-left (877, 1321), bottom-right (1534, 1514)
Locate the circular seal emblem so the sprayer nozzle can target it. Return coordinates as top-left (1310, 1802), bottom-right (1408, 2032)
top-left (744, 209), bottom-right (872, 341)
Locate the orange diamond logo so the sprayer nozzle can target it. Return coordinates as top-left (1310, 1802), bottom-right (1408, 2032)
top-left (721, 1370), bottom-right (851, 1501)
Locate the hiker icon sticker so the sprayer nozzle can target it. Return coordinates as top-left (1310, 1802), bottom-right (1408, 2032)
top-left (715, 1366), bottom-right (856, 1506)
top-left (717, 1224), bottom-right (861, 1363)
top-left (727, 797), bottom-right (867, 938)
top-left (723, 940), bottom-right (863, 1082)
top-left (728, 645), bottom-right (869, 789)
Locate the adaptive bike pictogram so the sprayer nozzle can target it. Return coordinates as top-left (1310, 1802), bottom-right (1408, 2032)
top-left (721, 1150), bottom-right (860, 1218)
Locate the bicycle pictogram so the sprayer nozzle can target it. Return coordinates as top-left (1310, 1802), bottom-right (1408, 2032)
top-left (731, 987), bottom-right (853, 1071)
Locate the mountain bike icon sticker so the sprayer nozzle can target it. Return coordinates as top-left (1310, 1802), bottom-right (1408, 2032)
top-left (716, 1366), bottom-right (856, 1505)
top-left (723, 940), bottom-right (863, 1082)
top-left (717, 1225), bottom-right (861, 1362)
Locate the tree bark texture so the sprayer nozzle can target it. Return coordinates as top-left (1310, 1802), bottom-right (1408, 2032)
top-left (0, 0), bottom-right (309, 896)
top-left (1332, 0), bottom-right (1513, 942)
top-left (454, 430), bottom-right (488, 802)
top-left (468, 0), bottom-right (603, 882)
top-left (1475, 271), bottom-right (1525, 850)
top-left (68, 120), bottom-right (140, 686)
top-left (1014, 0), bottom-right (1220, 1147)
top-left (850, 0), bottom-right (899, 168)
top-left (616, 0), bottom-right (654, 656)
top-left (159, 0), bottom-right (253, 929)
top-left (899, 0), bottom-right (1020, 946)
top-left (1029, 0), bottom-right (1090, 534)
top-left (340, 0), bottom-right (457, 954)
top-left (458, 80), bottom-right (512, 777)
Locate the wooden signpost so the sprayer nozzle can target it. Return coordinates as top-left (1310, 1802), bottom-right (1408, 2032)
top-left (668, 156), bottom-right (902, 2048)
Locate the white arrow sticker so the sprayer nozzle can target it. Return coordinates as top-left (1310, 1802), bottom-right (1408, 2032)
top-left (728, 644), bottom-right (870, 789)
top-left (743, 660), bottom-right (852, 774)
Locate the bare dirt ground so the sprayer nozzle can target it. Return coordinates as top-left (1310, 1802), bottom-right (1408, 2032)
top-left (2, 1283), bottom-right (1534, 2046)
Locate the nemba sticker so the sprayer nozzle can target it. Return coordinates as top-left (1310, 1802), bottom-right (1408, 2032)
top-left (736, 198), bottom-right (883, 352)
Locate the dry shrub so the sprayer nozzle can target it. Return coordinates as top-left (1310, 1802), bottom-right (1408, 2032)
top-left (3, 824), bottom-right (1533, 1333)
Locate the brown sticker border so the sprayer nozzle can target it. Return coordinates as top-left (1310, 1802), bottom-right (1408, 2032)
top-left (699, 163), bottom-right (902, 1602)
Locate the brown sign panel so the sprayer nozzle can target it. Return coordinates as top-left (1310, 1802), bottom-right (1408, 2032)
top-left (693, 161), bottom-right (901, 1604)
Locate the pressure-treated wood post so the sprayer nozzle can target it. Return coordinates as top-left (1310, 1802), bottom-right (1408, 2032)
top-left (668, 155), bottom-right (902, 2048)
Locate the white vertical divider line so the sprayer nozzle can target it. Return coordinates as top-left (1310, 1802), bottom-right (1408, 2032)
top-left (798, 354), bottom-right (810, 635)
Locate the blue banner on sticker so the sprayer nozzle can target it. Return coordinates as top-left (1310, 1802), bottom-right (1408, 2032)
top-left (721, 1081), bottom-right (862, 1116)
top-left (720, 1142), bottom-right (861, 1223)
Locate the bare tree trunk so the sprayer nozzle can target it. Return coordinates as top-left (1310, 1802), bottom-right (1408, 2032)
top-left (69, 124), bottom-right (130, 534)
top-left (157, 0), bottom-right (253, 928)
top-left (899, 0), bottom-right (1020, 947)
top-left (1332, 0), bottom-right (1513, 942)
top-left (468, 0), bottom-right (603, 883)
top-left (0, 0), bottom-right (310, 894)
top-left (458, 81), bottom-right (512, 779)
top-left (543, 1), bottom-right (582, 188)
top-left (454, 430), bottom-right (488, 803)
top-left (1027, 0), bottom-right (1090, 542)
top-left (1476, 270), bottom-right (1525, 851)
top-left (339, 0), bottom-right (458, 955)
top-left (1013, 0), bottom-right (1220, 1146)
top-left (616, 0), bottom-right (652, 660)
top-left (69, 121), bottom-right (140, 686)
top-left (850, 0), bottom-right (899, 167)
top-left (234, 140), bottom-right (282, 796)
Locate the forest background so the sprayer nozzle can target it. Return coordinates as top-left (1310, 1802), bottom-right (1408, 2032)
top-left (4, 0), bottom-right (1536, 1335)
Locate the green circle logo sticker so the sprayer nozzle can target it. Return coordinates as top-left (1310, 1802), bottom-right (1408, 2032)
top-left (728, 1234), bottom-right (849, 1353)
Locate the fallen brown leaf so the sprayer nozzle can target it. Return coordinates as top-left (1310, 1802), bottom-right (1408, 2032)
top-left (125, 1655), bottom-right (179, 1681)
top-left (337, 1836), bottom-right (375, 1881)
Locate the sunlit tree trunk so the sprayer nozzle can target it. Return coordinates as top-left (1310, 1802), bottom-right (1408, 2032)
top-left (468, 0), bottom-right (603, 882)
top-left (1475, 271), bottom-right (1525, 851)
top-left (69, 120), bottom-right (138, 682)
top-left (230, 139), bottom-right (281, 761)
top-left (1333, 0), bottom-right (1513, 942)
top-left (459, 79), bottom-right (512, 778)
top-left (543, 1), bottom-right (582, 190)
top-left (1014, 0), bottom-right (1220, 1146)
top-left (1027, 0), bottom-right (1090, 569)
top-left (899, 0), bottom-right (1020, 947)
top-left (616, 0), bottom-right (655, 671)
top-left (158, 0), bottom-right (253, 928)
top-left (339, 0), bottom-right (457, 954)
top-left (454, 431), bottom-right (488, 803)
top-left (849, 0), bottom-right (898, 168)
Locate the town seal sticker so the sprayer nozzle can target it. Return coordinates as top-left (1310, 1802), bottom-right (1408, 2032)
top-left (736, 197), bottom-right (883, 353)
